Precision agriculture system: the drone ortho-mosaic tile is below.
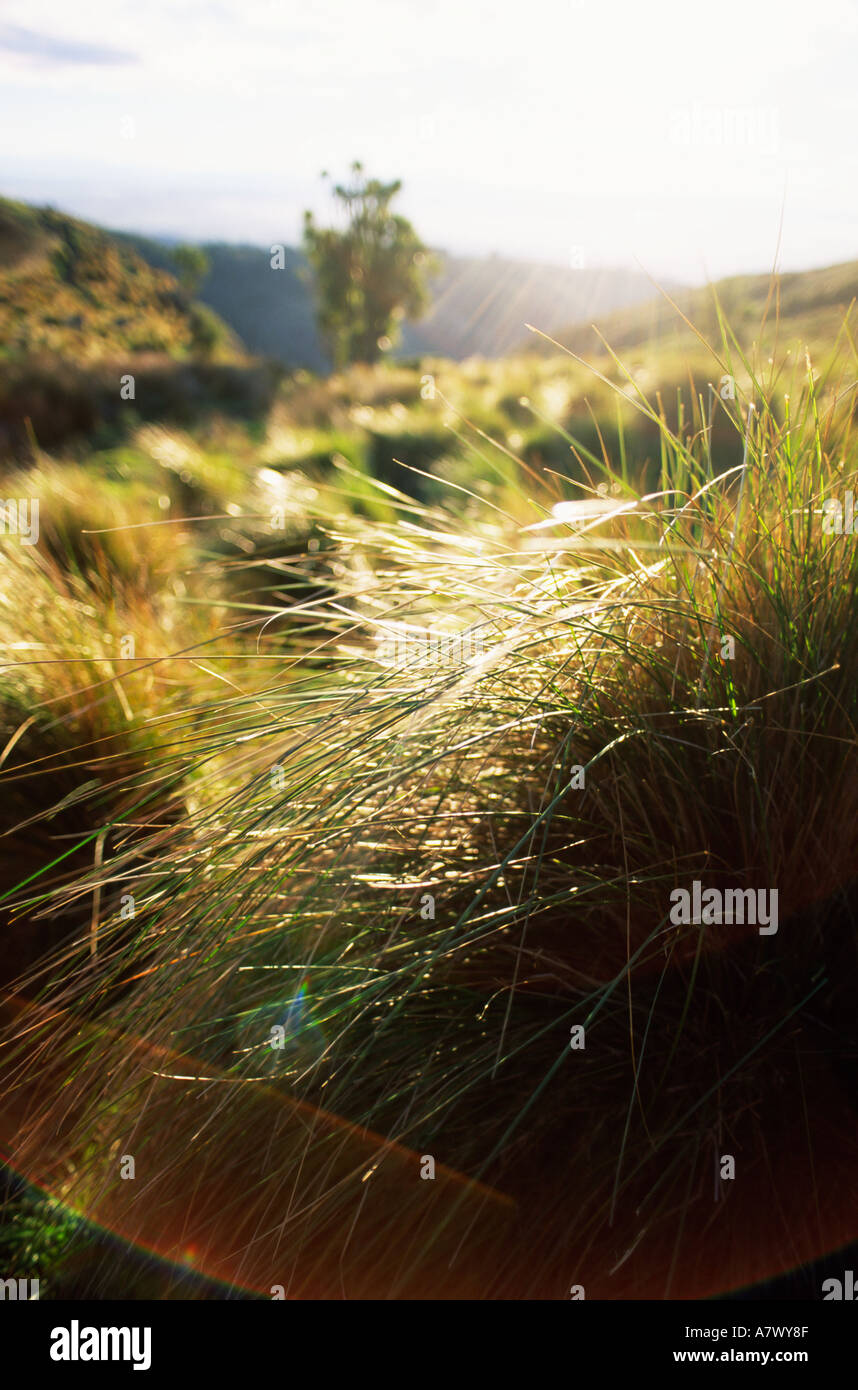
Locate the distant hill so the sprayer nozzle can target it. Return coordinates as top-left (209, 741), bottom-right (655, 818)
top-left (531, 259), bottom-right (858, 360)
top-left (116, 230), bottom-right (678, 370)
top-left (0, 198), bottom-right (241, 364)
top-left (116, 233), bottom-right (324, 369)
top-left (400, 256), bottom-right (679, 360)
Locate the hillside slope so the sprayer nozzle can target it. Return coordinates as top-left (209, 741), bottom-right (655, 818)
top-left (0, 198), bottom-right (241, 364)
top-left (0, 200), bottom-right (282, 459)
top-left (533, 259), bottom-right (858, 360)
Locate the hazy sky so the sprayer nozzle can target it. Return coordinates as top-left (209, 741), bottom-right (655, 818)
top-left (1, 0), bottom-right (856, 283)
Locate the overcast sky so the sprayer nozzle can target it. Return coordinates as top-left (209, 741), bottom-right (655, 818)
top-left (1, 0), bottom-right (855, 283)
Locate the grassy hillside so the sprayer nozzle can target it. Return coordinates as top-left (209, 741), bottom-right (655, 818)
top-left (534, 257), bottom-right (858, 362)
top-left (0, 200), bottom-right (285, 459)
top-left (0, 197), bottom-right (241, 363)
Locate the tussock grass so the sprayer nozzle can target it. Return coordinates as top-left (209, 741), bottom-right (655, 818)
top-left (3, 311), bottom-right (858, 1298)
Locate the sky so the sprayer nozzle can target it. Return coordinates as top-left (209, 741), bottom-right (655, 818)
top-left (1, 0), bottom-right (856, 284)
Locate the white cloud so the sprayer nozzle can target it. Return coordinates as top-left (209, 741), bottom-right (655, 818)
top-left (0, 0), bottom-right (854, 278)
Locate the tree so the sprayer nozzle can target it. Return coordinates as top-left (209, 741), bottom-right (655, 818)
top-left (303, 163), bottom-right (435, 368)
top-left (172, 244), bottom-right (210, 296)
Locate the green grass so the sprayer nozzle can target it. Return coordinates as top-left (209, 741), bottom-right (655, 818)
top-left (2, 291), bottom-right (858, 1298)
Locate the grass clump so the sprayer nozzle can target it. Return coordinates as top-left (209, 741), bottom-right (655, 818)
top-left (2, 300), bottom-right (858, 1298)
